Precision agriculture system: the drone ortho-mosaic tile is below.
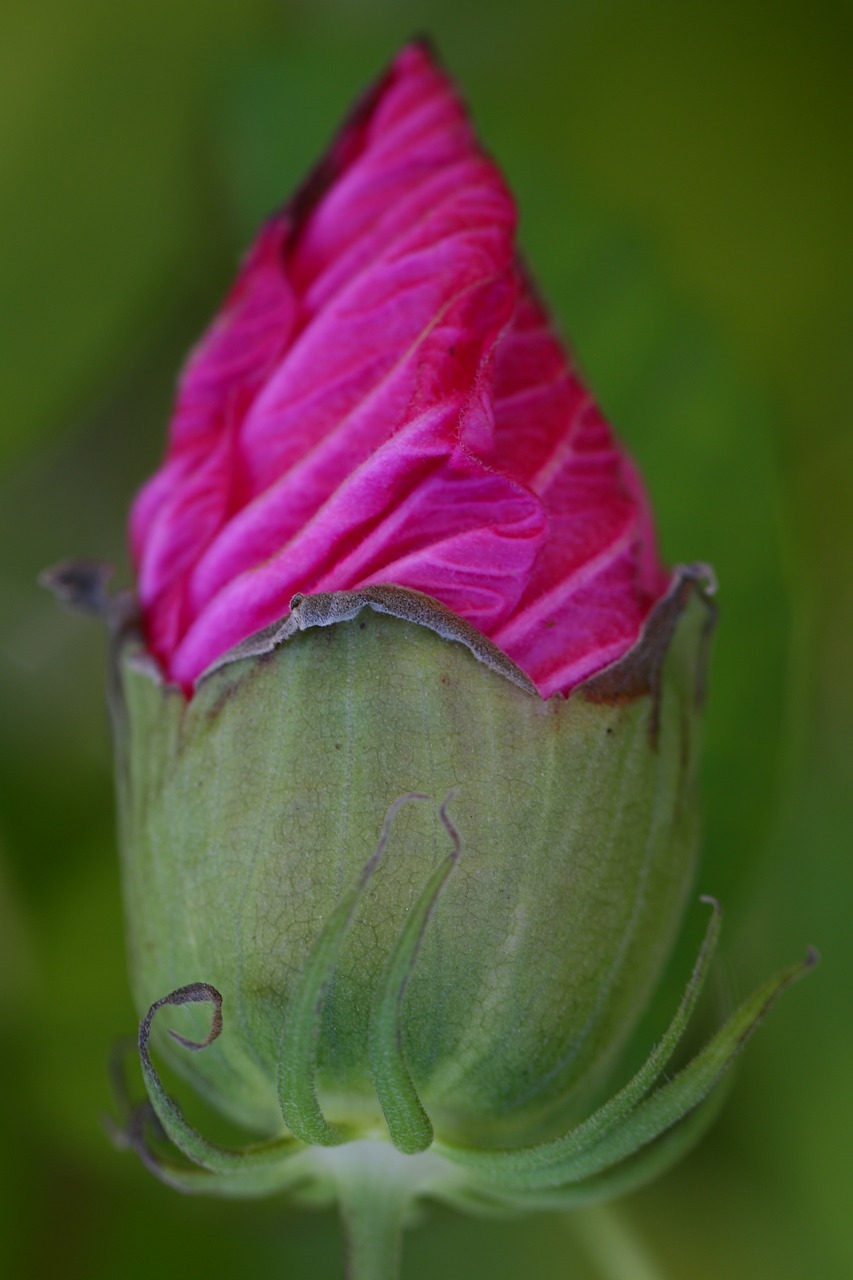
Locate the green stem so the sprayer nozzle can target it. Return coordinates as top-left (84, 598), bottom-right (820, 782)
top-left (333, 1145), bottom-right (413, 1280)
top-left (570, 1203), bottom-right (669, 1280)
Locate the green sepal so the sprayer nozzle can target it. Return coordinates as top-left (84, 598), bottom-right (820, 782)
top-left (277, 792), bottom-right (429, 1146)
top-left (138, 981), bottom-right (302, 1175)
top-left (438, 1088), bottom-right (728, 1217)
top-left (439, 946), bottom-right (816, 1192)
top-left (369, 798), bottom-right (462, 1154)
top-left (537, 948), bottom-right (817, 1187)
top-left (111, 1100), bottom-right (315, 1198)
top-left (436, 895), bottom-right (721, 1181)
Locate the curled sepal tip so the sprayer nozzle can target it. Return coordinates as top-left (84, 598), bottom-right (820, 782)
top-left (138, 982), bottom-right (302, 1175)
top-left (369, 795), bottom-right (463, 1154)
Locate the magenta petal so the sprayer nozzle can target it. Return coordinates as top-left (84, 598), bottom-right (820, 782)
top-left (171, 386), bottom-right (547, 687)
top-left (131, 44), bottom-right (668, 697)
top-left (130, 213), bottom-right (297, 611)
top-left (487, 276), bottom-right (666, 695)
top-left (186, 253), bottom-right (517, 612)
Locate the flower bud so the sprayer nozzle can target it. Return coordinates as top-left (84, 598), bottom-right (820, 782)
top-left (115, 565), bottom-right (710, 1150)
top-left (43, 40), bottom-right (814, 1277)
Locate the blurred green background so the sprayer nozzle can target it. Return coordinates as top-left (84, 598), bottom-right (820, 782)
top-left (1, 0), bottom-right (850, 1276)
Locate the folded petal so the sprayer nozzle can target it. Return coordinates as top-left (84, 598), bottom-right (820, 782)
top-left (131, 44), bottom-right (668, 699)
top-left (137, 44), bottom-right (528, 686)
top-left (171, 385), bottom-right (547, 687)
top-left (489, 274), bottom-right (667, 696)
top-left (130, 213), bottom-right (297, 632)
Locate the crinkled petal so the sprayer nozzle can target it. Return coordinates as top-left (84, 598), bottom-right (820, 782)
top-left (130, 44), bottom-right (668, 698)
top-left (138, 43), bottom-right (529, 686)
top-left (130, 214), bottom-right (297, 627)
top-left (186, 258), bottom-right (516, 614)
top-left (172, 389), bottom-right (546, 686)
top-left (489, 275), bottom-right (667, 695)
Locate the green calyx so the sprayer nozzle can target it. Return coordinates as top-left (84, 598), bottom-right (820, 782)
top-left (42, 560), bottom-right (816, 1277)
top-left (113, 568), bottom-right (709, 1142)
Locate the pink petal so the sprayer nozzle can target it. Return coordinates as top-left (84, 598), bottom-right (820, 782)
top-left (130, 214), bottom-right (297, 615)
top-left (131, 44), bottom-right (668, 698)
top-left (489, 275), bottom-right (666, 696)
top-left (138, 43), bottom-right (530, 687)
